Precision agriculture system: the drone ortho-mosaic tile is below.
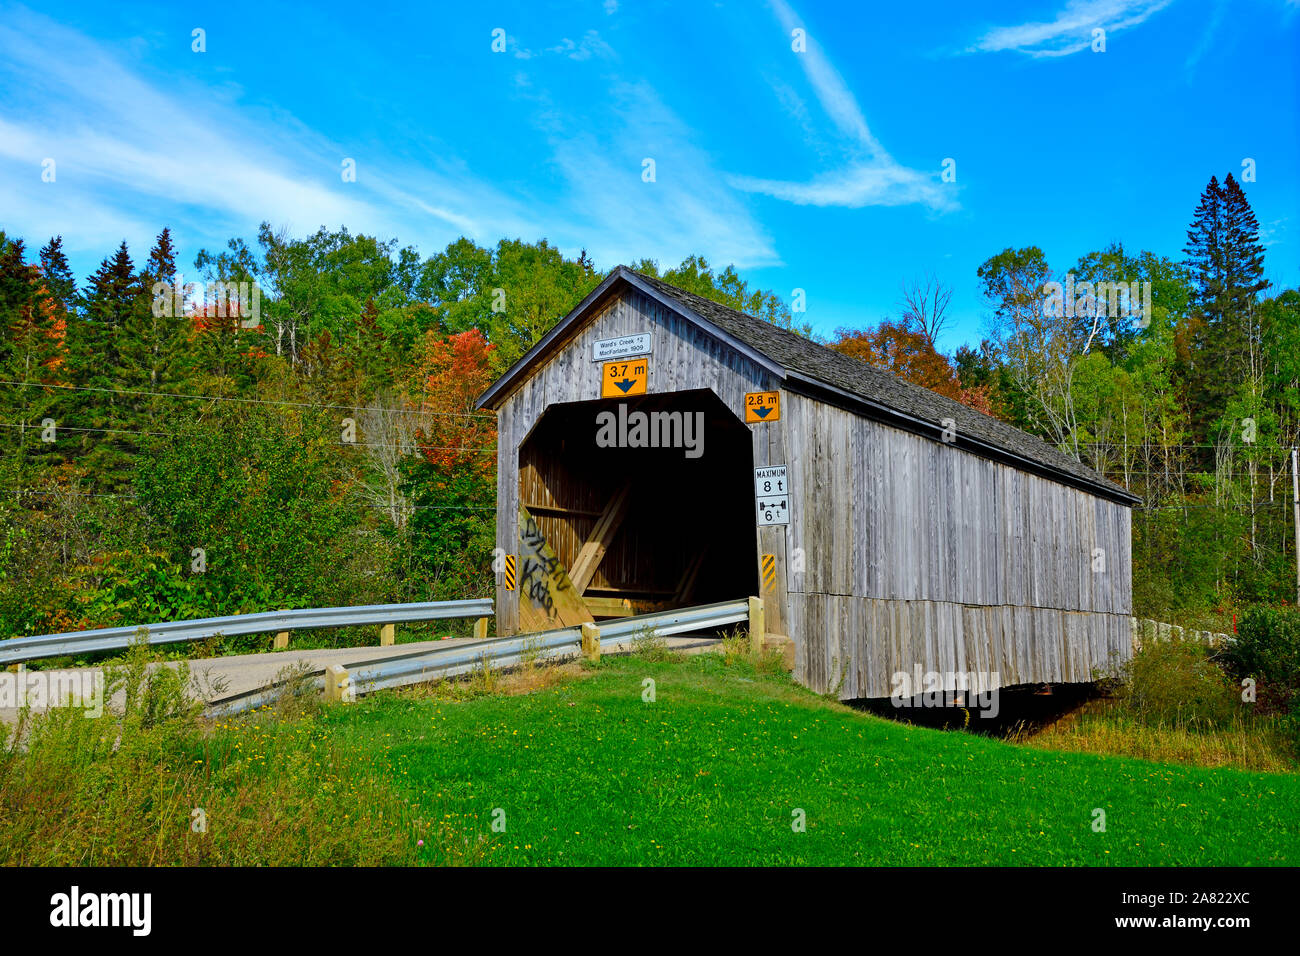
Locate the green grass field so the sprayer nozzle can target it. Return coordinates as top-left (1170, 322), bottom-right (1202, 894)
top-left (310, 649), bottom-right (1299, 866)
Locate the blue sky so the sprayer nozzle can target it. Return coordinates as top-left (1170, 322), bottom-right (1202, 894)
top-left (1, 0), bottom-right (1297, 350)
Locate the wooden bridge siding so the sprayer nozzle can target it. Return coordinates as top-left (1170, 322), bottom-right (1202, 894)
top-left (754, 385), bottom-right (791, 639)
top-left (494, 289), bottom-right (781, 636)
top-left (780, 393), bottom-right (1132, 698)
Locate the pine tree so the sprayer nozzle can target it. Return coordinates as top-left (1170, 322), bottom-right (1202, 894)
top-left (0, 237), bottom-right (34, 318)
top-left (1184, 176), bottom-right (1226, 327)
top-left (1221, 175), bottom-right (1268, 289)
top-left (354, 296), bottom-right (390, 394)
top-left (0, 239), bottom-right (70, 484)
top-left (84, 241), bottom-right (138, 326)
top-left (38, 236), bottom-right (78, 317)
top-left (1182, 173), bottom-right (1270, 446)
top-left (117, 229), bottom-right (189, 426)
top-left (139, 227), bottom-right (177, 295)
top-left (72, 241), bottom-right (140, 489)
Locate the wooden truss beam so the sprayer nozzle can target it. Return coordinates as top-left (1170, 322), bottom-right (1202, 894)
top-left (568, 482), bottom-right (632, 595)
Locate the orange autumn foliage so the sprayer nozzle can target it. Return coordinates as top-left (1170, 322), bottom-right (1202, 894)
top-left (412, 329), bottom-right (497, 472)
top-left (831, 319), bottom-right (996, 418)
top-left (11, 266), bottom-right (70, 379)
top-left (190, 302), bottom-right (268, 358)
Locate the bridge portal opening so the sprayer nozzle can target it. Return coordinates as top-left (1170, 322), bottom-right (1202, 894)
top-left (518, 388), bottom-right (757, 625)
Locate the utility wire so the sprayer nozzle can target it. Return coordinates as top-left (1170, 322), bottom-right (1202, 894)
top-left (0, 421), bottom-right (496, 454)
top-left (0, 379), bottom-right (496, 419)
top-left (5, 488), bottom-right (496, 511)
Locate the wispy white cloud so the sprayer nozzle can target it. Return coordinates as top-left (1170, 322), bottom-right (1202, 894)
top-left (966, 0), bottom-right (1174, 58)
top-left (507, 27), bottom-right (616, 62)
top-left (0, 10), bottom-right (484, 263)
top-left (728, 0), bottom-right (955, 212)
top-left (546, 30), bottom-right (616, 61)
top-left (1184, 0), bottom-right (1225, 76)
top-left (0, 9), bottom-right (775, 274)
top-left (524, 79), bottom-right (780, 268)
top-left (1259, 217), bottom-right (1287, 247)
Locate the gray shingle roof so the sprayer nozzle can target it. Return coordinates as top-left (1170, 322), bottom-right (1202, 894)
top-left (477, 264), bottom-right (1137, 505)
top-left (628, 269), bottom-right (1137, 504)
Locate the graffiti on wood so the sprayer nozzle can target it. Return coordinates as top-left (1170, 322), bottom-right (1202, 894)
top-left (517, 505), bottom-right (594, 632)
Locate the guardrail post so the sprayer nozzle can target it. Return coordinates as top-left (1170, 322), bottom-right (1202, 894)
top-left (474, 617), bottom-right (489, 640)
top-left (748, 596), bottom-right (765, 654)
top-left (325, 664), bottom-right (352, 703)
top-left (581, 622), bottom-right (601, 662)
top-left (273, 607), bottom-right (291, 649)
top-left (379, 623), bottom-right (395, 647)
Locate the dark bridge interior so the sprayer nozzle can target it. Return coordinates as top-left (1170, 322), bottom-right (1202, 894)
top-left (518, 388), bottom-right (757, 617)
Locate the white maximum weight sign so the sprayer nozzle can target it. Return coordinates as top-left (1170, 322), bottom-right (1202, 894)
top-left (754, 465), bottom-right (790, 526)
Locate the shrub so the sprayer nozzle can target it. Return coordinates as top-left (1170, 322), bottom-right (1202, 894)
top-left (630, 627), bottom-right (672, 662)
top-left (1225, 606), bottom-right (1300, 713)
top-left (0, 638), bottom-right (423, 865)
top-left (1117, 638), bottom-right (1244, 730)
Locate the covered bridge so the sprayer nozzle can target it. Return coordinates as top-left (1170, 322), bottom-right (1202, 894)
top-left (476, 266), bottom-right (1140, 700)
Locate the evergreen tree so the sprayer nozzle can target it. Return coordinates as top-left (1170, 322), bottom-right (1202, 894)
top-left (84, 241), bottom-right (138, 326)
top-left (354, 296), bottom-right (391, 395)
top-left (0, 237), bottom-right (34, 318)
top-left (72, 241), bottom-right (140, 488)
top-left (0, 238), bottom-right (70, 483)
top-left (1220, 175), bottom-right (1269, 304)
top-left (1183, 173), bottom-right (1270, 444)
top-left (38, 236), bottom-right (78, 317)
top-left (140, 226), bottom-right (177, 293)
top-left (1184, 176), bottom-right (1226, 327)
top-left (117, 229), bottom-right (189, 424)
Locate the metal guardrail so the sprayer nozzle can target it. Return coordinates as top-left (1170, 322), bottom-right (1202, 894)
top-left (205, 598), bottom-right (751, 718)
top-left (0, 599), bottom-right (493, 665)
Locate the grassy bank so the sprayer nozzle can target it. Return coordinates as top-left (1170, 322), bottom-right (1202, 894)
top-left (316, 647), bottom-right (1298, 866)
top-left (4, 640), bottom-right (1297, 866)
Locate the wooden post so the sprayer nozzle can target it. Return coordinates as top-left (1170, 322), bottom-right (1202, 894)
top-left (324, 664), bottom-right (352, 703)
top-left (748, 596), bottom-right (765, 655)
top-left (474, 617), bottom-right (489, 640)
top-left (273, 607), bottom-right (291, 649)
top-left (580, 622), bottom-right (601, 662)
top-left (379, 623), bottom-right (395, 647)
top-left (1292, 448), bottom-right (1299, 607)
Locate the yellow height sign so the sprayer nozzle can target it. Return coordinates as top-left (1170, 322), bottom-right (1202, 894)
top-left (745, 391), bottom-right (780, 423)
top-left (602, 358), bottom-right (648, 398)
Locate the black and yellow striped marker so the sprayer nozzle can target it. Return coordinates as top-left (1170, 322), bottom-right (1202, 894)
top-left (504, 554), bottom-right (517, 591)
top-left (761, 553), bottom-right (777, 592)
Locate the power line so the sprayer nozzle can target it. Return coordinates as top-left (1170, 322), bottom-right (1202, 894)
top-left (1080, 443), bottom-right (1299, 451)
top-left (0, 379), bottom-right (496, 420)
top-left (0, 420), bottom-right (497, 454)
top-left (5, 488), bottom-right (496, 511)
top-left (0, 422), bottom-right (169, 438)
top-left (1133, 501), bottom-right (1291, 511)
